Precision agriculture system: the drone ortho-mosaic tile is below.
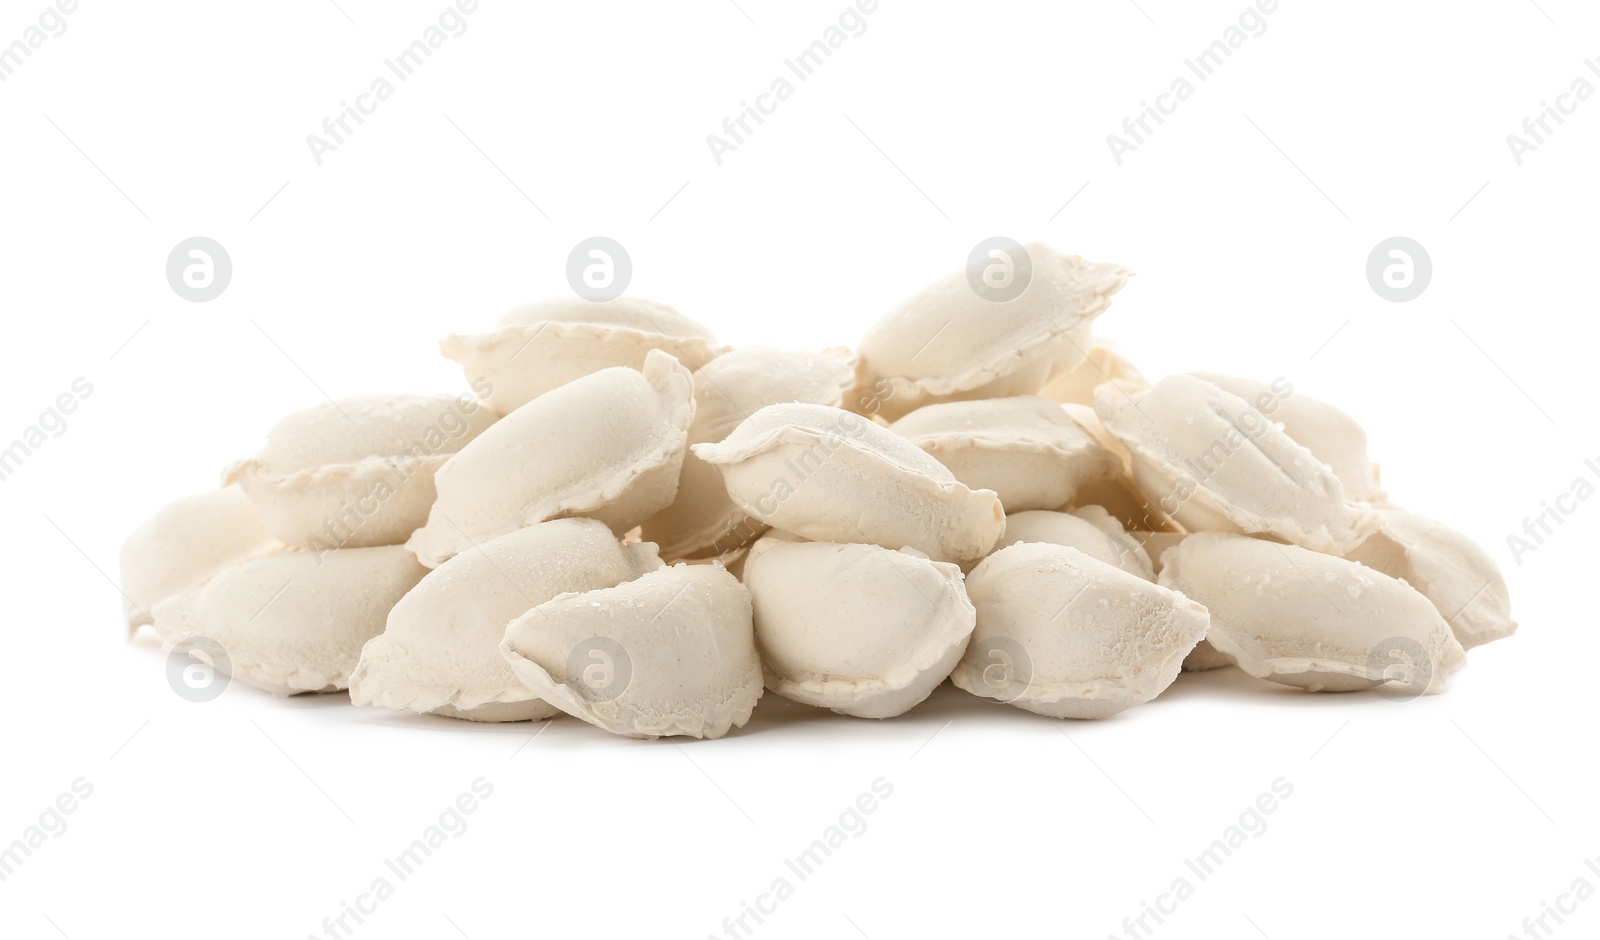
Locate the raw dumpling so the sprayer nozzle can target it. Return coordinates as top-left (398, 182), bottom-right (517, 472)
top-left (406, 350), bottom-right (694, 568)
top-left (152, 545), bottom-right (427, 696)
top-left (500, 564), bottom-right (761, 739)
top-left (693, 403), bottom-right (1005, 564)
top-left (889, 396), bottom-right (1119, 512)
top-left (952, 543), bottom-right (1208, 719)
top-left (1040, 329), bottom-right (1150, 406)
top-left (742, 538), bottom-right (976, 719)
top-left (1344, 509), bottom-right (1516, 650)
top-left (225, 394), bottom-right (496, 551)
top-left (1058, 403), bottom-right (1174, 534)
top-left (1096, 374), bottom-right (1375, 553)
top-left (996, 507), bottom-right (1154, 580)
top-left (441, 297), bottom-right (722, 415)
top-left (1190, 372), bottom-right (1385, 504)
top-left (1126, 532), bottom-right (1234, 672)
top-left (120, 486), bottom-right (279, 632)
top-left (640, 346), bottom-right (857, 560)
top-left (350, 519), bottom-right (662, 721)
top-left (852, 243), bottom-right (1132, 420)
top-left (1158, 533), bottom-right (1467, 693)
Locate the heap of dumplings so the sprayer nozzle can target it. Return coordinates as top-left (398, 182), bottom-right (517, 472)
top-left (121, 244), bottom-right (1517, 738)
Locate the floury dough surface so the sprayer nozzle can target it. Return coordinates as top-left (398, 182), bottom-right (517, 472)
top-left (1158, 533), bottom-right (1467, 693)
top-left (225, 393), bottom-right (495, 551)
top-left (1039, 328), bottom-right (1150, 406)
top-left (153, 545), bottom-right (427, 696)
top-left (852, 243), bottom-right (1132, 420)
top-left (889, 395), bottom-right (1119, 513)
top-left (441, 297), bottom-right (723, 416)
top-left (693, 403), bottom-right (1005, 564)
top-left (500, 564), bottom-right (762, 739)
top-left (1343, 509), bottom-right (1517, 650)
top-left (1189, 372), bottom-right (1385, 505)
top-left (952, 542), bottom-right (1208, 719)
top-left (119, 485), bottom-right (280, 632)
top-left (1096, 374), bottom-right (1376, 553)
top-left (641, 346), bottom-right (858, 561)
top-left (406, 350), bottom-right (695, 568)
top-left (351, 519), bottom-right (662, 720)
top-left (995, 507), bottom-right (1154, 581)
top-left (741, 538), bottom-right (976, 719)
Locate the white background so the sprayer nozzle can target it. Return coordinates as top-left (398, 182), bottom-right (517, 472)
top-left (1, 1), bottom-right (1596, 938)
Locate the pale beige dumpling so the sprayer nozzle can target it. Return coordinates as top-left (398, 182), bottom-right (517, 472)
top-left (441, 297), bottom-right (722, 415)
top-left (1058, 403), bottom-right (1175, 534)
top-left (640, 346), bottom-right (857, 560)
top-left (852, 243), bottom-right (1132, 420)
top-left (889, 396), bottom-right (1119, 512)
top-left (1133, 531), bottom-right (1187, 575)
top-left (120, 486), bottom-right (280, 633)
top-left (406, 350), bottom-right (694, 568)
top-left (1191, 372), bottom-right (1385, 504)
top-left (1040, 329), bottom-right (1150, 406)
top-left (1096, 375), bottom-right (1375, 553)
top-left (693, 403), bottom-right (1004, 564)
top-left (952, 543), bottom-right (1208, 719)
top-left (1158, 533), bottom-right (1467, 693)
top-left (742, 538), bottom-right (976, 719)
top-left (500, 564), bottom-right (761, 739)
top-left (351, 519), bottom-right (662, 722)
top-left (152, 545), bottom-right (427, 696)
top-left (997, 507), bottom-right (1154, 580)
top-left (1124, 531), bottom-right (1234, 672)
top-left (225, 394), bottom-right (495, 552)
top-left (1344, 509), bottom-right (1516, 650)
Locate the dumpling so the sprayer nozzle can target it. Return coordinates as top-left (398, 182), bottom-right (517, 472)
top-left (500, 564), bottom-right (761, 739)
top-left (852, 243), bottom-right (1132, 420)
top-left (441, 297), bottom-right (722, 415)
top-left (152, 545), bottom-right (426, 696)
top-left (1190, 372), bottom-right (1385, 504)
top-left (1343, 509), bottom-right (1516, 650)
top-left (1096, 374), bottom-right (1375, 553)
top-left (693, 403), bottom-right (1004, 564)
top-left (1158, 533), bottom-right (1467, 694)
top-left (120, 486), bottom-right (279, 632)
top-left (1040, 329), bottom-right (1150, 406)
top-left (225, 394), bottom-right (495, 551)
top-left (995, 507), bottom-right (1154, 580)
top-left (889, 396), bottom-right (1119, 512)
top-left (406, 350), bottom-right (694, 568)
top-left (742, 538), bottom-right (975, 719)
top-left (952, 542), bottom-right (1208, 719)
top-left (640, 346), bottom-right (857, 560)
top-left (351, 519), bottom-right (662, 721)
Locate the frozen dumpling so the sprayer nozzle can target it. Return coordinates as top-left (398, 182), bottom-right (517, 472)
top-left (742, 538), bottom-right (975, 719)
top-left (852, 244), bottom-right (1132, 420)
top-left (952, 542), bottom-right (1208, 719)
top-left (225, 394), bottom-right (495, 551)
top-left (889, 396), bottom-right (1119, 513)
top-left (1158, 532), bottom-right (1467, 693)
top-left (406, 351), bottom-right (694, 568)
top-left (152, 545), bottom-right (426, 696)
top-left (641, 346), bottom-right (856, 560)
top-left (351, 519), bottom-right (662, 721)
top-left (120, 486), bottom-right (279, 633)
top-left (500, 564), bottom-right (761, 739)
top-left (441, 297), bottom-right (722, 416)
top-left (1096, 375), bottom-right (1374, 553)
top-left (693, 403), bottom-right (1004, 565)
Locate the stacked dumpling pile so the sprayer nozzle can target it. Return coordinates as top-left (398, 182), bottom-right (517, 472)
top-left (122, 245), bottom-right (1516, 738)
